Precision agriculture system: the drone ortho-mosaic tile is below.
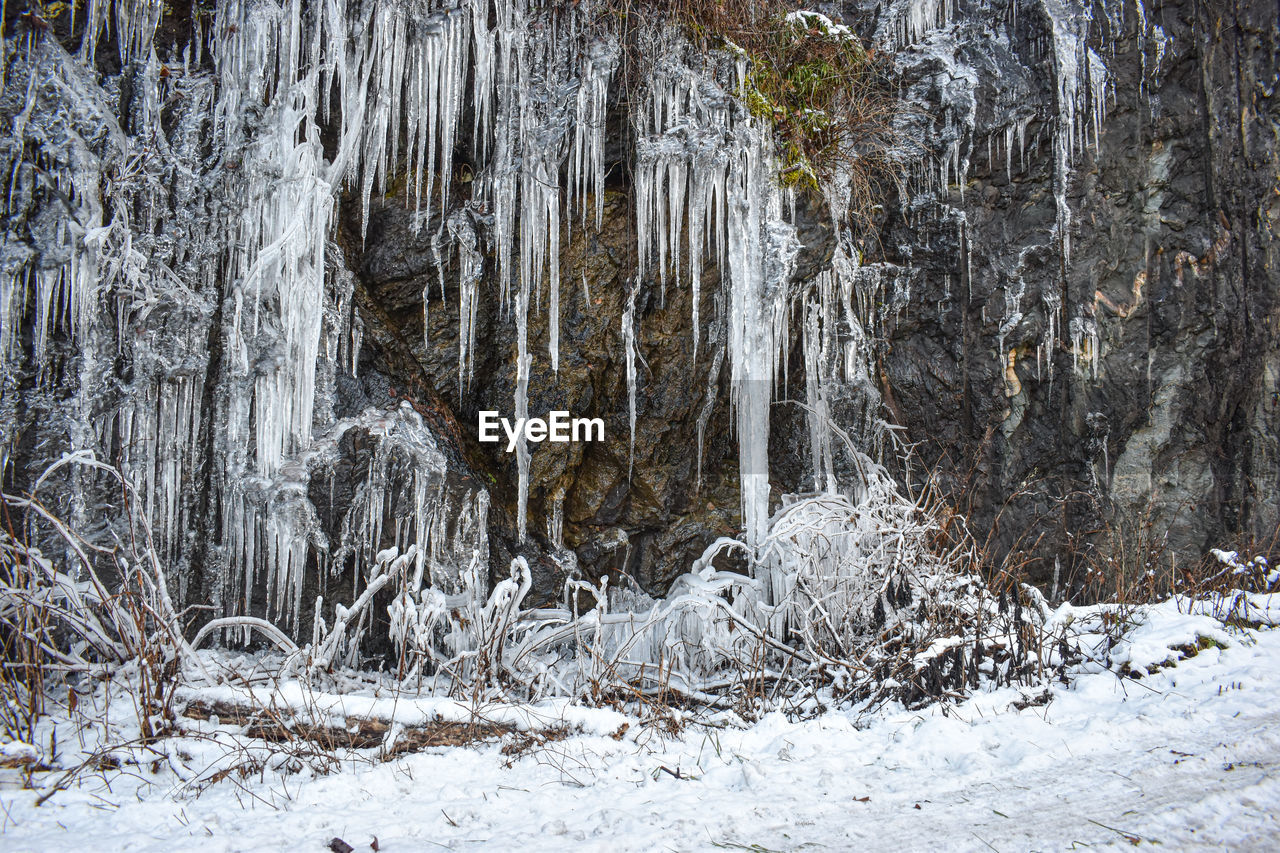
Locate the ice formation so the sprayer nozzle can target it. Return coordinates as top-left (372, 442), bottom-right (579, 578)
top-left (0, 0), bottom-right (1144, 688)
top-left (880, 0), bottom-right (1128, 387)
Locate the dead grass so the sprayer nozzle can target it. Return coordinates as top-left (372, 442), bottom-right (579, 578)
top-left (183, 699), bottom-right (518, 756)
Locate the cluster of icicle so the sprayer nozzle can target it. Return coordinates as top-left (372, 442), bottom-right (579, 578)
top-left (1, 0), bottom-right (622, 629)
top-left (5, 0), bottom-right (813, 620)
top-left (1, 0), bottom-right (1004, 703)
top-left (630, 28), bottom-right (804, 552)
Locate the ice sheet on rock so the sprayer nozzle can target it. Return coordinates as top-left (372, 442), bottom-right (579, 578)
top-left (1, 0), bottom-right (514, 638)
top-left (883, 0), bottom-right (1121, 392)
top-left (800, 248), bottom-right (885, 500)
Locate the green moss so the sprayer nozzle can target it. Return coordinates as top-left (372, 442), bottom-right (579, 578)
top-left (723, 14), bottom-right (884, 191)
top-left (778, 144), bottom-right (819, 191)
top-left (1196, 635), bottom-right (1227, 652)
top-left (743, 87), bottom-right (775, 121)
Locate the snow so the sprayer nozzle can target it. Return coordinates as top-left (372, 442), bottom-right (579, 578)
top-left (785, 11), bottom-right (855, 40)
top-left (0, 742), bottom-right (37, 764)
top-left (4, 603), bottom-right (1280, 850)
top-left (1107, 599), bottom-right (1231, 672)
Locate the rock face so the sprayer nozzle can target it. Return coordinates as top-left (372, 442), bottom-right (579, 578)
top-left (348, 172), bottom-right (839, 598)
top-left (341, 0), bottom-right (1278, 600)
top-left (348, 187), bottom-right (746, 599)
top-left (0, 0), bottom-right (1275, 649)
top-left (847, 0), bottom-right (1279, 590)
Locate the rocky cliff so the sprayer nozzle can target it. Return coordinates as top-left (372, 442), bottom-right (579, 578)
top-left (861, 0), bottom-right (1279, 591)
top-left (1, 0), bottom-right (1275, 651)
top-left (347, 0), bottom-right (1280, 599)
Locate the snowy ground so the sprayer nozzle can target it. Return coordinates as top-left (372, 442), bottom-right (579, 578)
top-left (3, 600), bottom-right (1280, 852)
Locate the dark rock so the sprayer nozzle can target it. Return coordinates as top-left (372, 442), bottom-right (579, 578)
top-left (852, 0), bottom-right (1279, 593)
top-left (339, 0), bottom-right (1279, 603)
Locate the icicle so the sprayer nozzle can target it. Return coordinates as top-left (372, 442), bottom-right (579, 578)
top-left (1041, 288), bottom-right (1061, 392)
top-left (623, 281), bottom-right (638, 479)
top-left (1069, 313), bottom-right (1100, 379)
top-left (997, 268), bottom-right (1027, 380)
top-left (571, 41), bottom-right (619, 230)
top-left (1037, 0), bottom-right (1113, 266)
top-left (876, 0), bottom-right (955, 49)
top-left (515, 244), bottom-right (532, 542)
top-left (549, 490), bottom-right (565, 551)
top-left (803, 300), bottom-right (832, 493)
top-left (449, 210), bottom-right (483, 394)
top-left (695, 322), bottom-right (724, 494)
top-left (725, 130), bottom-right (799, 561)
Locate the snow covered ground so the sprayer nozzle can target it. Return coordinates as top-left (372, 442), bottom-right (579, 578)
top-left (3, 600), bottom-right (1280, 852)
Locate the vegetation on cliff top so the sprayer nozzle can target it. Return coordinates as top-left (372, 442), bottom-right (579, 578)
top-left (608, 0), bottom-right (901, 218)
